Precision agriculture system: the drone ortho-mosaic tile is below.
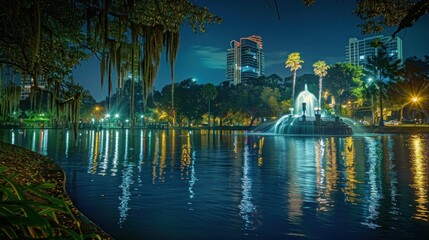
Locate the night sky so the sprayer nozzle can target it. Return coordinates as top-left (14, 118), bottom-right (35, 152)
top-left (73, 0), bottom-right (429, 101)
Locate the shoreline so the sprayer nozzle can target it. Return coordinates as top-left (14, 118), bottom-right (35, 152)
top-left (0, 141), bottom-right (113, 240)
top-left (2, 125), bottom-right (428, 133)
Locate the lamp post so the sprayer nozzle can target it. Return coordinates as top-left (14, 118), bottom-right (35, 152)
top-left (115, 114), bottom-right (119, 127)
top-left (412, 97), bottom-right (418, 126)
top-left (105, 114), bottom-right (110, 128)
top-left (399, 96), bottom-right (419, 124)
top-left (141, 115), bottom-right (144, 127)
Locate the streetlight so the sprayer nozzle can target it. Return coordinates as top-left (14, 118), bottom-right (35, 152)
top-left (141, 115), bottom-right (144, 127)
top-left (289, 107), bottom-right (294, 116)
top-left (105, 114), bottom-right (110, 128)
top-left (399, 96), bottom-right (419, 125)
top-left (412, 96), bottom-right (419, 126)
top-left (115, 114), bottom-right (119, 127)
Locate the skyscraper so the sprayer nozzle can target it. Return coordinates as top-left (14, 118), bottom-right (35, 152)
top-left (346, 35), bottom-right (403, 66)
top-left (227, 35), bottom-right (265, 85)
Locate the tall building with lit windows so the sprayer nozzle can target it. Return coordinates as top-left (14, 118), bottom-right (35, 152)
top-left (226, 35), bottom-right (265, 85)
top-left (346, 35), bottom-right (403, 67)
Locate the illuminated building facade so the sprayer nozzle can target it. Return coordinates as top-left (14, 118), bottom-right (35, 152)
top-left (227, 35), bottom-right (265, 85)
top-left (346, 35), bottom-right (403, 67)
top-left (20, 76), bottom-right (46, 100)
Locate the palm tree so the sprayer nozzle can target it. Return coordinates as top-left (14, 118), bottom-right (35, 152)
top-left (366, 41), bottom-right (401, 126)
top-left (313, 60), bottom-right (329, 108)
top-left (202, 83), bottom-right (218, 128)
top-left (285, 52), bottom-right (304, 105)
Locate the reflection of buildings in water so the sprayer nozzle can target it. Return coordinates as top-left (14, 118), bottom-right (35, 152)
top-left (257, 137), bottom-right (264, 167)
top-left (170, 130), bottom-right (176, 167)
top-left (286, 139), bottom-right (303, 221)
top-left (313, 137), bottom-right (339, 212)
top-left (87, 131), bottom-right (95, 173)
top-left (137, 130), bottom-right (146, 185)
top-left (11, 129), bottom-right (15, 145)
top-left (386, 137), bottom-right (399, 216)
top-left (152, 131), bottom-right (167, 183)
top-left (65, 130), bottom-right (70, 157)
top-left (343, 137), bottom-right (358, 204)
top-left (181, 133), bottom-right (192, 176)
top-left (410, 135), bottom-right (428, 221)
top-left (239, 137), bottom-right (259, 230)
top-left (152, 132), bottom-right (159, 183)
top-left (111, 131), bottom-right (120, 176)
top-left (315, 138), bottom-right (328, 212)
top-left (233, 133), bottom-right (238, 155)
top-left (138, 130), bottom-right (145, 167)
top-left (362, 137), bottom-right (382, 229)
top-left (99, 130), bottom-right (110, 176)
top-left (87, 131), bottom-right (100, 174)
top-left (118, 129), bottom-right (135, 225)
top-left (160, 131), bottom-right (167, 181)
top-left (188, 139), bottom-right (197, 200)
top-left (32, 131), bottom-right (36, 151)
top-left (180, 131), bottom-right (197, 201)
top-left (325, 138), bottom-right (339, 197)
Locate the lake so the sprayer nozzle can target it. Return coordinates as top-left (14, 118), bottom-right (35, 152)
top-left (1, 129), bottom-right (428, 239)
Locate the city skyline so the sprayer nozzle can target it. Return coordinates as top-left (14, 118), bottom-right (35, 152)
top-left (346, 35), bottom-right (403, 67)
top-left (227, 35), bottom-right (265, 85)
top-left (73, 0), bottom-right (429, 101)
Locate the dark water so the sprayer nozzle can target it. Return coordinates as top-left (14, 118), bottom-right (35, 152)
top-left (1, 129), bottom-right (429, 239)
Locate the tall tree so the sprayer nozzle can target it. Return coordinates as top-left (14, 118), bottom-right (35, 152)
top-left (313, 60), bottom-right (329, 109)
top-left (285, 52), bottom-right (304, 106)
top-left (365, 42), bottom-right (401, 126)
top-left (390, 56), bottom-right (429, 122)
top-left (202, 83), bottom-right (217, 128)
top-left (324, 63), bottom-right (364, 116)
top-left (363, 77), bottom-right (378, 126)
top-left (0, 0), bottom-right (222, 130)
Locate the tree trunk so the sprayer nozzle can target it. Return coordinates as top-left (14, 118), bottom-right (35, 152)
top-left (318, 77), bottom-right (322, 108)
top-left (399, 106), bottom-right (404, 123)
top-left (371, 95), bottom-right (375, 126)
top-left (291, 70), bottom-right (296, 106)
top-left (208, 99), bottom-right (211, 128)
top-left (249, 116), bottom-right (256, 127)
top-left (378, 82), bottom-right (384, 126)
top-left (130, 44), bottom-right (135, 129)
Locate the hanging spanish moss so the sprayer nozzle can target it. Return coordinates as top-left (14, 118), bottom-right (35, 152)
top-left (0, 0), bottom-right (221, 132)
top-left (0, 83), bottom-right (21, 122)
top-left (89, 0), bottom-right (221, 128)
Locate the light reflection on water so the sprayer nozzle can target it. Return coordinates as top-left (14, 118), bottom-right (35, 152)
top-left (410, 135), bottom-right (428, 221)
top-left (1, 129), bottom-right (429, 239)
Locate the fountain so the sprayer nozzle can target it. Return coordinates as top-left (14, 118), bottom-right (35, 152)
top-left (295, 84), bottom-right (317, 117)
top-left (253, 84), bottom-right (353, 135)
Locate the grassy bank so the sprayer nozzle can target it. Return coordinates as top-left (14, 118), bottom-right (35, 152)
top-left (0, 141), bottom-right (112, 240)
